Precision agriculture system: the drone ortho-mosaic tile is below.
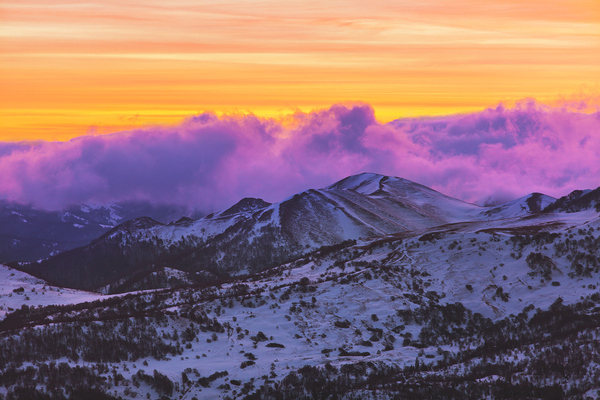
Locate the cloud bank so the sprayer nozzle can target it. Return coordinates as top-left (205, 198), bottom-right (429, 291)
top-left (1, 101), bottom-right (599, 211)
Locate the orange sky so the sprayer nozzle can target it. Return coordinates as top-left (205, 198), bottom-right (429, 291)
top-left (1, 0), bottom-right (599, 141)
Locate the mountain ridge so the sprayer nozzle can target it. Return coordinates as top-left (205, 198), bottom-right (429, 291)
top-left (15, 173), bottom-right (487, 291)
top-left (13, 173), bottom-right (598, 293)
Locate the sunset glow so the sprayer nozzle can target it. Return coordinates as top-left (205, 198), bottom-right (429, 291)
top-left (1, 0), bottom-right (599, 141)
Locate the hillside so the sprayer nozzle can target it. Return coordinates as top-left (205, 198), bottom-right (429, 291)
top-left (544, 187), bottom-right (600, 213)
top-left (480, 192), bottom-right (556, 219)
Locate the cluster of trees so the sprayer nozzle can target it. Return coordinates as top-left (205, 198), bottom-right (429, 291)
top-left (0, 362), bottom-right (118, 400)
top-left (0, 317), bottom-right (181, 368)
top-left (543, 187), bottom-right (600, 213)
top-left (507, 229), bottom-right (600, 278)
top-left (245, 293), bottom-right (600, 399)
top-left (526, 252), bottom-right (556, 280)
top-left (132, 369), bottom-right (174, 396)
top-left (245, 360), bottom-right (568, 400)
top-left (396, 302), bottom-right (493, 348)
top-left (553, 228), bottom-right (600, 277)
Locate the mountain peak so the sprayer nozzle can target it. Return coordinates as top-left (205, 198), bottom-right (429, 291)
top-left (525, 192), bottom-right (555, 213)
top-left (219, 197), bottom-right (271, 217)
top-left (101, 216), bottom-right (163, 238)
top-left (326, 172), bottom-right (387, 193)
top-left (326, 173), bottom-right (457, 202)
top-left (170, 216), bottom-right (194, 227)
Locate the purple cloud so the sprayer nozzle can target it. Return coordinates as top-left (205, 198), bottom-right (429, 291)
top-left (0, 100), bottom-right (599, 211)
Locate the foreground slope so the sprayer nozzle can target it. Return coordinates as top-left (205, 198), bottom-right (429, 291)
top-left (1, 200), bottom-right (600, 399)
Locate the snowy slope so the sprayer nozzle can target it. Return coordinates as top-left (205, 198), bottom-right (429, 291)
top-left (107, 173), bottom-right (484, 246)
top-left (480, 192), bottom-right (556, 219)
top-left (122, 173), bottom-right (487, 252)
top-left (18, 174), bottom-right (486, 290)
top-left (329, 172), bottom-right (481, 222)
top-left (0, 264), bottom-right (102, 320)
top-left (544, 187), bottom-right (600, 213)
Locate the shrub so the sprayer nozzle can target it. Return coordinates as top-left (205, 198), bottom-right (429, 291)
top-left (334, 320), bottom-right (351, 328)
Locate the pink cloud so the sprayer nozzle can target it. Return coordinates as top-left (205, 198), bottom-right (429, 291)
top-left (0, 101), bottom-right (599, 211)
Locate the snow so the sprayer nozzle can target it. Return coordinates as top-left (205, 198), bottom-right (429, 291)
top-left (60, 211), bottom-right (87, 223)
top-left (480, 193), bottom-right (557, 219)
top-left (90, 174), bottom-right (573, 280)
top-left (0, 264), bottom-right (104, 321)
top-left (9, 210), bottom-right (28, 223)
top-left (77, 202), bottom-right (124, 225)
top-left (327, 172), bottom-right (385, 194)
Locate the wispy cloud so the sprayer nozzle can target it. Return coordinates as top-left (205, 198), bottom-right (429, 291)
top-left (0, 101), bottom-right (599, 210)
top-left (2, 0), bottom-right (599, 139)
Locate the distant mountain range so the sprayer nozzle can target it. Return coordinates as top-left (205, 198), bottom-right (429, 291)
top-left (11, 173), bottom-right (600, 293)
top-left (0, 201), bottom-right (203, 263)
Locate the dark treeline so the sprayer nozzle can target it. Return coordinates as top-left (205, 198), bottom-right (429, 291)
top-left (0, 317), bottom-right (180, 368)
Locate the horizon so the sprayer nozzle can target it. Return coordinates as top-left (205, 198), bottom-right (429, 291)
top-left (0, 122), bottom-right (598, 214)
top-left (0, 168), bottom-right (572, 211)
top-left (1, 101), bottom-right (599, 212)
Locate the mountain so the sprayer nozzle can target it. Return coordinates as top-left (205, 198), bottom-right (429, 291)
top-left (16, 173), bottom-right (581, 293)
top-left (480, 192), bottom-right (556, 219)
top-left (218, 197), bottom-right (271, 216)
top-left (15, 173), bottom-right (489, 291)
top-left (0, 200), bottom-right (203, 263)
top-left (1, 181), bottom-right (600, 399)
top-left (544, 187), bottom-right (600, 213)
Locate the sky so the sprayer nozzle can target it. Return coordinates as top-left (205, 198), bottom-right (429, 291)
top-left (0, 0), bottom-right (599, 210)
top-left (1, 0), bottom-right (599, 141)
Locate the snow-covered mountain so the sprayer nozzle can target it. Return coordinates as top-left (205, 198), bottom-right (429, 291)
top-left (1, 180), bottom-right (600, 399)
top-left (480, 192), bottom-right (556, 219)
top-left (15, 173), bottom-right (484, 291)
top-left (146, 172), bottom-right (485, 244)
top-left (15, 173), bottom-right (584, 293)
top-left (0, 200), bottom-right (203, 263)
